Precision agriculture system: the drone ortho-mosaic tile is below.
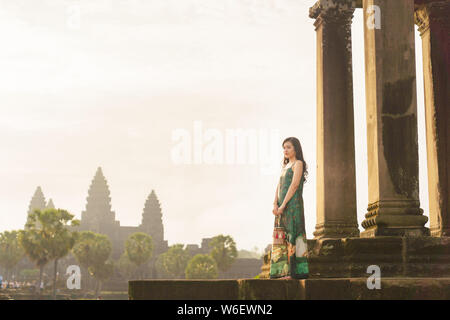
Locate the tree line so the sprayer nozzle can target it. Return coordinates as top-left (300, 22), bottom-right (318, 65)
top-left (0, 208), bottom-right (238, 299)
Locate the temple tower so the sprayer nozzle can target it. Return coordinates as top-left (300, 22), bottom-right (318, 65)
top-left (80, 167), bottom-right (120, 234)
top-left (25, 186), bottom-right (47, 226)
top-left (46, 199), bottom-right (55, 209)
top-left (140, 190), bottom-right (166, 253)
top-left (27, 186), bottom-right (46, 214)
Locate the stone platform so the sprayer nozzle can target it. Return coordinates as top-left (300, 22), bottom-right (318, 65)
top-left (129, 237), bottom-right (450, 300)
top-left (305, 236), bottom-right (450, 278)
top-left (128, 278), bottom-right (450, 300)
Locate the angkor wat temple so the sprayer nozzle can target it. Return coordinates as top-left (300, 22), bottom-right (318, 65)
top-left (26, 167), bottom-right (169, 260)
top-left (77, 167), bottom-right (169, 259)
top-left (25, 167), bottom-right (263, 281)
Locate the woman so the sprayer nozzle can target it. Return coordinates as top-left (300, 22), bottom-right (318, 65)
top-left (269, 137), bottom-right (309, 279)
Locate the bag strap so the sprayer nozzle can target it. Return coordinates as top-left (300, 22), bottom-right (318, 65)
top-left (275, 214), bottom-right (281, 228)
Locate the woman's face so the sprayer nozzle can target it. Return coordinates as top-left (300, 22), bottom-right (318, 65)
top-left (283, 141), bottom-right (296, 159)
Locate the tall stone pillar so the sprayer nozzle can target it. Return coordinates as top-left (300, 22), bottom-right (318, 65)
top-left (361, 0), bottom-right (429, 237)
top-left (309, 0), bottom-right (360, 239)
top-left (414, 1), bottom-right (450, 237)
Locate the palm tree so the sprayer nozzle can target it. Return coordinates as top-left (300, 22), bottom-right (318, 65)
top-left (72, 231), bottom-right (112, 295)
top-left (19, 208), bottom-right (79, 298)
top-left (155, 244), bottom-right (191, 279)
top-left (0, 231), bottom-right (24, 282)
top-left (125, 232), bottom-right (153, 279)
top-left (209, 235), bottom-right (238, 274)
top-left (185, 254), bottom-right (218, 279)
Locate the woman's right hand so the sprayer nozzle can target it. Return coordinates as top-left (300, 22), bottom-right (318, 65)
top-left (272, 204), bottom-right (279, 215)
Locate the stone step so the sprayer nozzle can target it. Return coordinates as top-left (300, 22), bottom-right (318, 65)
top-left (129, 278), bottom-right (450, 300)
top-left (259, 236), bottom-right (450, 278)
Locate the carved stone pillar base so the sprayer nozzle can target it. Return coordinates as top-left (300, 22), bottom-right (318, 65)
top-left (360, 200), bottom-right (430, 237)
top-left (313, 221), bottom-right (360, 239)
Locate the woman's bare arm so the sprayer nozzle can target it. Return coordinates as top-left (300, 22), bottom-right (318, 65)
top-left (274, 181), bottom-right (280, 205)
top-left (273, 181), bottom-right (280, 215)
top-left (279, 160), bottom-right (303, 209)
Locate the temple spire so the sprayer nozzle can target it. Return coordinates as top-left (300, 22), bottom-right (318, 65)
top-left (80, 167), bottom-right (118, 232)
top-left (46, 199), bottom-right (55, 209)
top-left (27, 186), bottom-right (46, 214)
top-left (26, 186), bottom-right (47, 227)
top-left (140, 189), bottom-right (164, 244)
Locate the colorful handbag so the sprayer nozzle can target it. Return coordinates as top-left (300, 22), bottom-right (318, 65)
top-left (271, 214), bottom-right (287, 263)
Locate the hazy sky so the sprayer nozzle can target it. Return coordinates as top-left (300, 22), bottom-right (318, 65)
top-left (0, 0), bottom-right (430, 253)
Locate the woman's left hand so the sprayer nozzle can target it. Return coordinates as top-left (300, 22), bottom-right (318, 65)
top-left (277, 204), bottom-right (286, 215)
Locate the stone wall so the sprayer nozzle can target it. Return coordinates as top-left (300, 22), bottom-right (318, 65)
top-left (218, 258), bottom-right (263, 279)
top-left (260, 237), bottom-right (450, 279)
top-left (129, 278), bottom-right (450, 300)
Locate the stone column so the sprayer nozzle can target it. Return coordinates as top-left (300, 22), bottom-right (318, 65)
top-left (414, 1), bottom-right (450, 237)
top-left (361, 0), bottom-right (429, 237)
top-left (309, 0), bottom-right (360, 239)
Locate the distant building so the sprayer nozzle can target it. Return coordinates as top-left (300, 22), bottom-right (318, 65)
top-left (184, 238), bottom-right (263, 279)
top-left (25, 186), bottom-right (46, 226)
top-left (25, 168), bottom-right (169, 261)
top-left (24, 170), bottom-right (262, 281)
top-left (46, 198), bottom-right (55, 209)
top-left (185, 238), bottom-right (213, 256)
top-left (78, 167), bottom-right (169, 259)
top-left (25, 186), bottom-right (48, 228)
top-left (219, 258), bottom-right (262, 279)
top-left (26, 187), bottom-right (55, 215)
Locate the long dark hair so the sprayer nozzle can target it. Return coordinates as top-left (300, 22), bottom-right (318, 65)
top-left (281, 137), bottom-right (309, 183)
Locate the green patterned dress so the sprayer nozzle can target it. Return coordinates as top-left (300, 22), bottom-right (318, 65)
top-left (269, 161), bottom-right (309, 279)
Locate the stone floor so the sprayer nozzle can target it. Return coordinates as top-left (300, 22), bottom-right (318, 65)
top-left (129, 278), bottom-right (450, 300)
